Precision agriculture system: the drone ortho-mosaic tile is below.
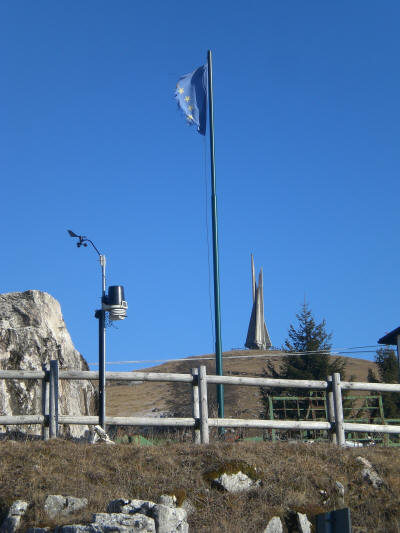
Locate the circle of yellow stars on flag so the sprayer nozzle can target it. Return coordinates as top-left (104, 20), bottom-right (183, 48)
top-left (176, 84), bottom-right (194, 123)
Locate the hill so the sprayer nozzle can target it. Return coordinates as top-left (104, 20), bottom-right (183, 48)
top-left (106, 350), bottom-right (376, 419)
top-left (0, 440), bottom-right (398, 532)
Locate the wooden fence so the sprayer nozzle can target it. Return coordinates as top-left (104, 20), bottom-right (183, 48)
top-left (1, 361), bottom-right (400, 445)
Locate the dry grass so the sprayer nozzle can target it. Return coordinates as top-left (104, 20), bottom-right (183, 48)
top-left (0, 439), bottom-right (399, 532)
top-left (106, 351), bottom-right (376, 421)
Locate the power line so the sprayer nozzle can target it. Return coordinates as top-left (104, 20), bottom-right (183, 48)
top-left (88, 345), bottom-right (381, 366)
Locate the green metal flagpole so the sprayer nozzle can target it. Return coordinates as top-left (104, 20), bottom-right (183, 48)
top-left (207, 49), bottom-right (224, 419)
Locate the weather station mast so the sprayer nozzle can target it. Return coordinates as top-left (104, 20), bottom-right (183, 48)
top-left (67, 230), bottom-right (128, 429)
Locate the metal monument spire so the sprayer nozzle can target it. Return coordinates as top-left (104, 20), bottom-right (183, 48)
top-left (245, 254), bottom-right (272, 350)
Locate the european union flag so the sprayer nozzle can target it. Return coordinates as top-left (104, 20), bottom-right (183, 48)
top-left (175, 65), bottom-right (208, 135)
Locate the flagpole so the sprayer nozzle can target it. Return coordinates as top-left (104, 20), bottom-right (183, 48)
top-left (207, 49), bottom-right (224, 420)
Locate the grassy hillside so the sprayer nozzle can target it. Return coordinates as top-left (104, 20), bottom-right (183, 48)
top-left (0, 440), bottom-right (399, 532)
top-left (106, 350), bottom-right (376, 419)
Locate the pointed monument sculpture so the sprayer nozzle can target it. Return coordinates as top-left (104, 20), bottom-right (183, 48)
top-left (245, 255), bottom-right (272, 350)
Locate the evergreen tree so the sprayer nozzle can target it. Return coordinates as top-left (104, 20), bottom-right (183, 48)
top-left (368, 348), bottom-right (400, 419)
top-left (261, 302), bottom-right (345, 424)
top-left (267, 302), bottom-right (345, 381)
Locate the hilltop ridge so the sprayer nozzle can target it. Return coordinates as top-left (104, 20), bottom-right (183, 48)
top-left (106, 350), bottom-right (375, 419)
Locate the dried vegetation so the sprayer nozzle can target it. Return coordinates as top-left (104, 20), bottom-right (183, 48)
top-left (0, 440), bottom-right (399, 532)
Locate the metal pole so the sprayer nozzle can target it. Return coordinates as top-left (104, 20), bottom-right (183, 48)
top-left (191, 368), bottom-right (201, 444)
top-left (396, 335), bottom-right (400, 384)
top-left (327, 376), bottom-right (337, 444)
top-left (207, 49), bottom-right (224, 420)
top-left (98, 254), bottom-right (106, 429)
top-left (42, 363), bottom-right (50, 440)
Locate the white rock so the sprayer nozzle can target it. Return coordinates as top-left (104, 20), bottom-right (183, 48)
top-left (107, 499), bottom-right (155, 515)
top-left (157, 495), bottom-right (176, 508)
top-left (0, 500), bottom-right (29, 533)
top-left (150, 505), bottom-right (188, 533)
top-left (44, 495), bottom-right (88, 519)
top-left (344, 440), bottom-right (363, 447)
top-left (106, 499), bottom-right (188, 533)
top-left (356, 456), bottom-right (384, 488)
top-left (93, 425), bottom-right (115, 445)
top-left (212, 471), bottom-right (261, 493)
top-left (262, 516), bottom-right (283, 533)
top-left (296, 512), bottom-right (312, 533)
top-left (0, 291), bottom-right (96, 439)
top-left (92, 513), bottom-right (155, 532)
top-left (335, 480), bottom-right (345, 505)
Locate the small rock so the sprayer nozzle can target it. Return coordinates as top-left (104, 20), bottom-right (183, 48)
top-left (262, 516), bottom-right (283, 533)
top-left (212, 471), bottom-right (261, 493)
top-left (356, 456), bottom-right (384, 488)
top-left (107, 499), bottom-right (155, 515)
top-left (0, 500), bottom-right (29, 533)
top-left (150, 505), bottom-right (188, 533)
top-left (335, 481), bottom-right (345, 505)
top-left (157, 495), bottom-right (176, 508)
top-left (105, 501), bottom-right (187, 533)
top-left (296, 512), bottom-right (312, 533)
top-left (93, 512), bottom-right (155, 532)
top-left (44, 495), bottom-right (88, 519)
top-left (93, 425), bottom-right (115, 445)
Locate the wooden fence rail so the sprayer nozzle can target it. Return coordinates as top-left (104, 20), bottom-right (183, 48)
top-left (1, 363), bottom-right (400, 445)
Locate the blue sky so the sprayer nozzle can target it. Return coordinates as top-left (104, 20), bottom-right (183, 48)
top-left (1, 1), bottom-right (399, 370)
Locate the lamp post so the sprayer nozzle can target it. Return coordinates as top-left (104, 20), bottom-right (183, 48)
top-left (67, 230), bottom-right (127, 429)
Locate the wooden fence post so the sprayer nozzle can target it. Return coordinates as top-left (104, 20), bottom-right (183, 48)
top-left (198, 365), bottom-right (209, 444)
top-left (332, 373), bottom-right (345, 446)
top-left (42, 364), bottom-right (50, 441)
top-left (49, 360), bottom-right (59, 438)
top-left (191, 368), bottom-right (201, 444)
top-left (327, 376), bottom-right (337, 445)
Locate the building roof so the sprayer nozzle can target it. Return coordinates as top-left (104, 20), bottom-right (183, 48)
top-left (378, 326), bottom-right (400, 345)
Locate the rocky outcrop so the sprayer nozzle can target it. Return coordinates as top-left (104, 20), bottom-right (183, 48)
top-left (0, 290), bottom-right (96, 438)
top-left (44, 496), bottom-right (88, 519)
top-left (0, 500), bottom-right (29, 533)
top-left (56, 513), bottom-right (156, 533)
top-left (106, 499), bottom-right (188, 533)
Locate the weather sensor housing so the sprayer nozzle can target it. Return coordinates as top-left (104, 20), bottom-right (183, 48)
top-left (103, 285), bottom-right (128, 320)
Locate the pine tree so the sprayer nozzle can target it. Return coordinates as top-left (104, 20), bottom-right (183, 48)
top-left (268, 302), bottom-right (345, 381)
top-left (261, 302), bottom-right (345, 423)
top-left (368, 348), bottom-right (400, 419)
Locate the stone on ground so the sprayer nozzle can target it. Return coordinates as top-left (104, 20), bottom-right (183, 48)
top-left (0, 500), bottom-right (29, 533)
top-left (212, 471), bottom-right (261, 493)
top-left (356, 456), bottom-right (384, 488)
top-left (296, 512), bottom-right (312, 533)
top-left (44, 495), bottom-right (88, 519)
top-left (262, 516), bottom-right (283, 533)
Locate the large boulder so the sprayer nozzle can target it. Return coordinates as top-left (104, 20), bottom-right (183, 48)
top-left (0, 290), bottom-right (96, 438)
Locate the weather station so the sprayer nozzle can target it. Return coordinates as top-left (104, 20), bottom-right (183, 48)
top-left (67, 229), bottom-right (128, 428)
